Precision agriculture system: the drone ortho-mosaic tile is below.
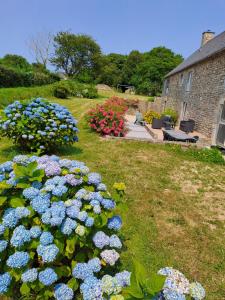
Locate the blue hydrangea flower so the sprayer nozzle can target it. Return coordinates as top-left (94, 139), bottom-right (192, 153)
top-left (72, 263), bottom-right (93, 280)
top-left (97, 183), bottom-right (107, 191)
top-left (23, 187), bottom-right (40, 200)
top-left (115, 271), bottom-right (131, 287)
top-left (101, 274), bottom-right (122, 295)
top-left (40, 232), bottom-right (54, 245)
top-left (109, 235), bottom-right (122, 249)
top-left (7, 251), bottom-right (29, 268)
top-left (44, 161), bottom-right (62, 177)
top-left (31, 193), bottom-right (51, 214)
top-left (54, 283), bottom-right (74, 300)
top-left (107, 216), bottom-right (122, 231)
top-left (39, 268), bottom-right (58, 286)
top-left (0, 161), bottom-right (13, 172)
top-left (0, 225), bottom-right (5, 235)
top-left (102, 199), bottom-right (115, 210)
top-left (0, 272), bottom-right (11, 295)
top-left (100, 249), bottom-right (120, 266)
top-left (163, 289), bottom-right (186, 300)
top-left (93, 231), bottom-right (110, 249)
top-left (15, 207), bottom-right (30, 219)
top-left (66, 205), bottom-right (80, 219)
top-left (77, 211), bottom-right (88, 222)
top-left (88, 258), bottom-right (102, 273)
top-left (0, 240), bottom-right (7, 252)
top-left (85, 217), bottom-right (94, 227)
top-left (10, 225), bottom-right (31, 248)
top-left (80, 276), bottom-right (103, 300)
top-left (30, 226), bottom-right (42, 238)
top-left (61, 218), bottom-right (77, 235)
top-left (52, 185), bottom-right (68, 197)
top-left (189, 282), bottom-right (206, 300)
top-left (93, 205), bottom-right (101, 214)
top-left (37, 244), bottom-right (59, 263)
top-left (21, 268), bottom-right (38, 283)
top-left (2, 209), bottom-right (18, 228)
top-left (88, 172), bottom-right (101, 185)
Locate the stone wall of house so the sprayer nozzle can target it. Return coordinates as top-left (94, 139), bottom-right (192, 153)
top-left (162, 51), bottom-right (225, 141)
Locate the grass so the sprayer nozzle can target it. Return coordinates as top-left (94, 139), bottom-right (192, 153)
top-left (0, 92), bottom-right (225, 299)
top-left (0, 84), bottom-right (150, 109)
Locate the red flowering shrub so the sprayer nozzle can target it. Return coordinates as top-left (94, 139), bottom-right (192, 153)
top-left (87, 97), bottom-right (128, 136)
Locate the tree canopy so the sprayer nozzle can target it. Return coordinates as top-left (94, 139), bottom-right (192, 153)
top-left (98, 47), bottom-right (183, 95)
top-left (51, 32), bottom-right (102, 80)
top-left (0, 54), bottom-right (32, 72)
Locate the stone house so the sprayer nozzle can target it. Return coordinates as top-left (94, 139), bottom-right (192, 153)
top-left (162, 30), bottom-right (225, 147)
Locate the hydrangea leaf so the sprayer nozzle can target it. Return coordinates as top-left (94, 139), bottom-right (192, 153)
top-left (55, 266), bottom-right (71, 278)
top-left (145, 274), bottom-right (165, 296)
top-left (67, 277), bottom-right (79, 291)
top-left (0, 196), bottom-right (7, 206)
top-left (9, 197), bottom-right (25, 208)
top-left (20, 283), bottom-right (30, 295)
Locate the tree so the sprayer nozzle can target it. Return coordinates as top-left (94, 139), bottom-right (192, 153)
top-left (130, 47), bottom-right (183, 95)
top-left (0, 54), bottom-right (31, 72)
top-left (28, 31), bottom-right (53, 67)
top-left (121, 50), bottom-right (143, 84)
top-left (51, 31), bottom-right (102, 79)
top-left (98, 53), bottom-right (127, 87)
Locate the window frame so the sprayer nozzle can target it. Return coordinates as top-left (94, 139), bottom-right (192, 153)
top-left (186, 71), bottom-right (193, 92)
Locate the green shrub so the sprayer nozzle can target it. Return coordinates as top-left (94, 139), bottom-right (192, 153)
top-left (53, 81), bottom-right (71, 99)
top-left (53, 81), bottom-right (98, 99)
top-left (161, 108), bottom-right (178, 124)
top-left (0, 65), bottom-right (59, 89)
top-left (144, 110), bottom-right (161, 124)
top-left (0, 98), bottom-right (78, 152)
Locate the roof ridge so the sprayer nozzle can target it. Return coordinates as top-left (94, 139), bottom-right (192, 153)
top-left (166, 30), bottom-right (225, 77)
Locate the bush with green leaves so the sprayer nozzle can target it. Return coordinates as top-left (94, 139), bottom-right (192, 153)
top-left (0, 98), bottom-right (78, 152)
top-left (161, 108), bottom-right (178, 124)
top-left (53, 81), bottom-right (98, 99)
top-left (144, 110), bottom-right (161, 124)
top-left (0, 155), bottom-right (129, 299)
top-left (53, 81), bottom-right (71, 99)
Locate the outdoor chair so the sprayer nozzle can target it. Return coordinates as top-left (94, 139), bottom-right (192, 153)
top-left (161, 115), bottom-right (174, 130)
top-left (163, 129), bottom-right (199, 143)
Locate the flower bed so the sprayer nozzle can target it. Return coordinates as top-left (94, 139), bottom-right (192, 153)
top-left (0, 155), bottom-right (129, 299)
top-left (0, 98), bottom-right (78, 152)
top-left (87, 97), bottom-right (128, 137)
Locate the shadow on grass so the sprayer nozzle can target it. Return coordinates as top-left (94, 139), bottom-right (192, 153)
top-left (54, 145), bottom-right (83, 156)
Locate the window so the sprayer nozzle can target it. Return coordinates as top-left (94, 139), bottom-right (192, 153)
top-left (179, 73), bottom-right (184, 86)
top-left (186, 71), bottom-right (193, 92)
top-left (164, 79), bottom-right (170, 95)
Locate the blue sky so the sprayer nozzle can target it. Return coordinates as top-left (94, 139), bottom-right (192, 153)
top-left (1, 0), bottom-right (225, 63)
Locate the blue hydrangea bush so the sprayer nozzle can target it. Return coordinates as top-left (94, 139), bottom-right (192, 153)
top-left (0, 155), bottom-right (130, 300)
top-left (0, 98), bottom-right (78, 152)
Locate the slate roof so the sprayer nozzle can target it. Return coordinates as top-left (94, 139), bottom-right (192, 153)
top-left (166, 30), bottom-right (225, 77)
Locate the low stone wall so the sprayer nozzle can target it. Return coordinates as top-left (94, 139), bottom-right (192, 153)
top-left (126, 97), bottom-right (163, 115)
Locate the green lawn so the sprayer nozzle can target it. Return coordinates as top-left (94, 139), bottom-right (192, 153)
top-left (0, 95), bottom-right (225, 299)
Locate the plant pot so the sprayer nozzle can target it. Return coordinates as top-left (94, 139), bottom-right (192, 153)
top-left (152, 118), bottom-right (162, 129)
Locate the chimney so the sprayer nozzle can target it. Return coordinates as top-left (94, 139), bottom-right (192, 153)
top-left (201, 30), bottom-right (215, 46)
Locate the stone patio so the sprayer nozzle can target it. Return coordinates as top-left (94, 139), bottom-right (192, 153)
top-left (125, 114), bottom-right (211, 147)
